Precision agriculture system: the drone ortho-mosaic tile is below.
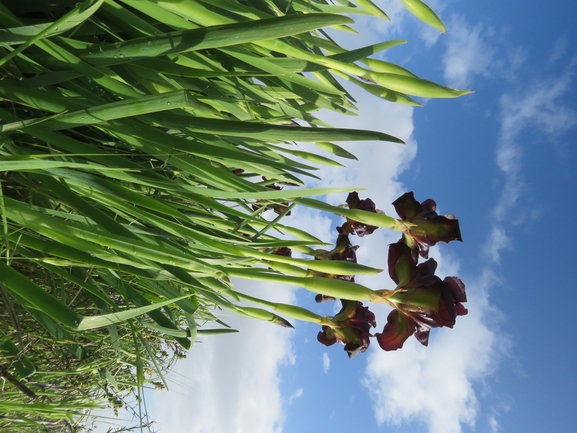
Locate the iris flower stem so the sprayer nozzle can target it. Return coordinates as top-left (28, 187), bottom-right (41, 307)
top-left (230, 289), bottom-right (326, 324)
top-left (227, 268), bottom-right (382, 302)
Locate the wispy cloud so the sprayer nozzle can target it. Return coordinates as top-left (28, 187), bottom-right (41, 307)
top-left (487, 399), bottom-right (511, 433)
top-left (483, 226), bottom-right (512, 264)
top-left (490, 60), bottom-right (577, 260)
top-left (443, 16), bottom-right (495, 88)
top-left (479, 43), bottom-right (576, 430)
top-left (322, 352), bottom-right (331, 373)
top-left (442, 15), bottom-right (531, 89)
top-left (288, 388), bottom-right (303, 405)
top-left (548, 37), bottom-right (567, 64)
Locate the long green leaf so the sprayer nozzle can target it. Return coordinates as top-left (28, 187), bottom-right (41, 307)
top-left (149, 115), bottom-right (404, 143)
top-left (78, 13), bottom-right (354, 65)
top-left (76, 295), bottom-right (192, 330)
top-left (0, 91), bottom-right (193, 132)
top-left (0, 261), bottom-right (81, 329)
top-left (0, 0), bottom-right (103, 47)
top-left (295, 197), bottom-right (398, 228)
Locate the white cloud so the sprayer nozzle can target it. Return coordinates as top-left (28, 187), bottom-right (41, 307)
top-left (310, 79), bottom-right (507, 433)
top-left (143, 14), bottom-right (549, 433)
top-left (359, 60), bottom-right (576, 433)
top-left (483, 226), bottom-right (512, 264)
top-left (548, 37), bottom-right (567, 64)
top-left (493, 64), bottom-right (576, 227)
top-left (352, 0), bottom-right (409, 41)
top-left (488, 415), bottom-right (499, 432)
top-left (288, 388), bottom-right (303, 405)
top-left (443, 17), bottom-right (495, 88)
top-left (148, 280), bottom-right (296, 433)
top-left (307, 99), bottom-right (417, 208)
top-left (144, 57), bottom-right (420, 433)
top-left (322, 352), bottom-right (331, 373)
top-left (363, 268), bottom-right (507, 433)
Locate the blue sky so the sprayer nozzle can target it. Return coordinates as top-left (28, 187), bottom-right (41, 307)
top-left (138, 1), bottom-right (577, 433)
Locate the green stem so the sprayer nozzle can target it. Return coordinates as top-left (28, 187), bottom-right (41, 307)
top-left (231, 290), bottom-right (324, 324)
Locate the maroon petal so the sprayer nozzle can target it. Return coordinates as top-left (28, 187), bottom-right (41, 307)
top-left (344, 193), bottom-right (382, 237)
top-left (393, 193), bottom-right (462, 257)
top-left (317, 327), bottom-right (337, 346)
top-left (446, 276), bottom-right (467, 303)
top-left (389, 282), bottom-right (448, 328)
top-left (336, 222), bottom-right (351, 236)
top-left (392, 192), bottom-right (421, 221)
top-left (376, 310), bottom-right (416, 351)
top-left (455, 303), bottom-right (469, 316)
top-left (448, 277), bottom-right (469, 318)
top-left (388, 241), bottom-right (417, 286)
top-left (348, 220), bottom-right (379, 237)
top-left (315, 294), bottom-right (337, 303)
top-left (346, 191), bottom-right (362, 208)
top-left (409, 258), bottom-right (441, 288)
top-left (344, 330), bottom-right (372, 359)
top-left (420, 198), bottom-right (437, 214)
top-left (436, 284), bottom-right (457, 328)
top-left (346, 192), bottom-right (377, 212)
top-left (272, 247), bottom-right (292, 257)
top-left (344, 341), bottom-right (366, 359)
top-left (410, 215), bottom-right (462, 245)
top-left (414, 323), bottom-right (431, 347)
top-left (416, 257), bottom-right (438, 277)
top-left (349, 303), bottom-right (377, 329)
top-left (331, 235), bottom-right (359, 263)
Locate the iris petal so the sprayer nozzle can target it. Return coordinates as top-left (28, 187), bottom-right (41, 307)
top-left (376, 309), bottom-right (416, 351)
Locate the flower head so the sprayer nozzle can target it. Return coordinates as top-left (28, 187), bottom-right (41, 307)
top-left (341, 192), bottom-right (385, 237)
top-left (317, 300), bottom-right (377, 358)
top-left (314, 233), bottom-right (359, 282)
top-left (252, 178), bottom-right (291, 215)
top-left (376, 241), bottom-right (467, 351)
top-left (271, 247), bottom-right (292, 257)
top-left (393, 192), bottom-right (462, 259)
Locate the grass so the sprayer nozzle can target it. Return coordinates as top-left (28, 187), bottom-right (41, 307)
top-left (0, 0), bottom-right (466, 431)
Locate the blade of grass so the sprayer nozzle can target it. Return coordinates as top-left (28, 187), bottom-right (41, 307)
top-left (0, 0), bottom-right (104, 66)
top-left (76, 295), bottom-right (192, 330)
top-left (0, 261), bottom-right (81, 328)
top-left (78, 13), bottom-right (354, 65)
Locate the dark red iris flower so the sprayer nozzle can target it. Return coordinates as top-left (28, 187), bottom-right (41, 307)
top-left (252, 178), bottom-right (291, 215)
top-left (393, 192), bottom-right (462, 259)
top-left (317, 300), bottom-right (377, 358)
top-left (271, 247), bottom-right (292, 257)
top-left (314, 233), bottom-right (359, 282)
top-left (315, 294), bottom-right (337, 303)
top-left (375, 241), bottom-right (468, 351)
top-left (340, 192), bottom-right (385, 237)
